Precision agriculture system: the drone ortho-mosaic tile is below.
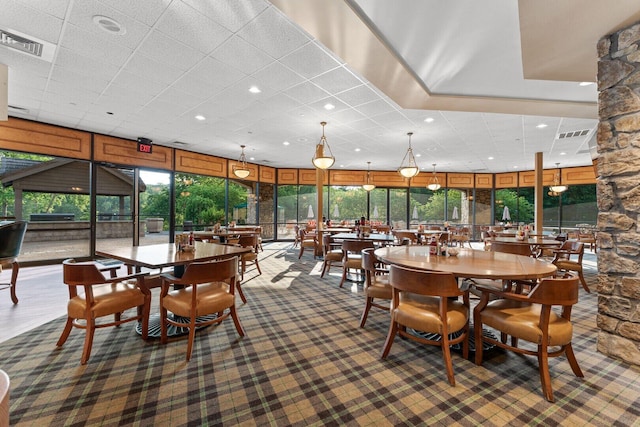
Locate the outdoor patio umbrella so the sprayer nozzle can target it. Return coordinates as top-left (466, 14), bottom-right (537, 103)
top-left (502, 206), bottom-right (511, 221)
top-left (333, 204), bottom-right (339, 218)
top-left (412, 206), bottom-right (418, 219)
top-left (307, 205), bottom-right (314, 219)
top-left (452, 206), bottom-right (459, 220)
top-left (373, 205), bottom-right (379, 219)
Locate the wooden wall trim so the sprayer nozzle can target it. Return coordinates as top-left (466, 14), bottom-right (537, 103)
top-left (447, 173), bottom-right (474, 188)
top-left (495, 172), bottom-right (518, 188)
top-left (519, 170), bottom-right (556, 187)
top-left (0, 118), bottom-right (91, 160)
top-left (563, 165), bottom-right (597, 185)
top-left (278, 169), bottom-right (298, 185)
top-left (329, 170), bottom-right (366, 185)
top-left (475, 173), bottom-right (493, 188)
top-left (94, 134), bottom-right (172, 169)
top-left (176, 149), bottom-right (226, 177)
top-left (299, 169), bottom-right (327, 185)
top-left (260, 165), bottom-right (276, 184)
top-left (370, 171), bottom-right (409, 188)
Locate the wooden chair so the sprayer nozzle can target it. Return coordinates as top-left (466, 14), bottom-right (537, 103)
top-left (339, 240), bottom-right (375, 288)
top-left (552, 240), bottom-right (589, 292)
top-left (293, 225), bottom-right (300, 248)
top-left (578, 230), bottom-right (597, 252)
top-left (381, 265), bottom-right (469, 386)
top-left (374, 224), bottom-right (391, 233)
top-left (359, 248), bottom-right (391, 327)
top-left (298, 228), bottom-right (317, 259)
top-left (393, 230), bottom-right (419, 246)
top-left (320, 233), bottom-right (342, 278)
top-left (159, 257), bottom-right (245, 361)
top-left (0, 369), bottom-right (8, 427)
top-left (56, 259), bottom-right (151, 364)
top-left (237, 234), bottom-right (261, 285)
top-left (0, 221), bottom-right (28, 304)
top-left (473, 275), bottom-right (584, 402)
top-left (451, 227), bottom-right (472, 248)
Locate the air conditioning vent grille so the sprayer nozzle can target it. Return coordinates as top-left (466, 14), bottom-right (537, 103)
top-left (0, 29), bottom-right (43, 57)
top-left (558, 129), bottom-right (590, 139)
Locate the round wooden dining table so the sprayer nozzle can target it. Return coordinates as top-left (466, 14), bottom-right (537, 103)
top-left (374, 246), bottom-right (557, 280)
top-left (374, 246), bottom-right (557, 352)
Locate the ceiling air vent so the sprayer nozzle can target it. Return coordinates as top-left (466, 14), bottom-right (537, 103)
top-left (557, 129), bottom-right (590, 139)
top-left (0, 29), bottom-right (43, 57)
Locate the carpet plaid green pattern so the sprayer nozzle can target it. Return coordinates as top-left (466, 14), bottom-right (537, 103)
top-left (2, 243), bottom-right (639, 426)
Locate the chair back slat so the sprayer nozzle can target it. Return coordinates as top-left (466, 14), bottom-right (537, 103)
top-left (528, 275), bottom-right (580, 306)
top-left (62, 259), bottom-right (108, 285)
top-left (491, 241), bottom-right (533, 257)
top-left (389, 265), bottom-right (462, 297)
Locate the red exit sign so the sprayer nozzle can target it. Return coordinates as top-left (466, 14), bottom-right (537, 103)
top-left (137, 139), bottom-right (153, 153)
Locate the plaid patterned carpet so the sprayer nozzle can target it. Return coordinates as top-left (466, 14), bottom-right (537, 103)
top-left (3, 243), bottom-right (640, 426)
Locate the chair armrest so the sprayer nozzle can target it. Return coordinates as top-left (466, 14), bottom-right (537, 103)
top-left (471, 282), bottom-right (531, 302)
top-left (103, 271), bottom-right (148, 284)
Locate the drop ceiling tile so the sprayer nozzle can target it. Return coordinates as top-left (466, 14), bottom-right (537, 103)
top-left (238, 6), bottom-right (309, 59)
top-left (212, 36), bottom-right (274, 75)
top-left (181, 0), bottom-right (268, 32)
top-left (155, 1), bottom-right (231, 54)
top-left (310, 67), bottom-right (364, 96)
top-left (54, 47), bottom-right (120, 82)
top-left (355, 99), bottom-right (397, 119)
top-left (251, 61), bottom-right (305, 93)
top-left (67, 0), bottom-right (150, 49)
top-left (123, 53), bottom-right (185, 86)
top-left (282, 81), bottom-right (329, 105)
top-left (60, 23), bottom-right (133, 66)
top-left (136, 30), bottom-right (206, 71)
top-left (280, 42), bottom-right (341, 80)
top-left (49, 67), bottom-right (109, 93)
top-left (183, 56), bottom-right (246, 91)
top-left (336, 84), bottom-right (382, 107)
top-left (98, 0), bottom-right (171, 26)
top-left (1, 0), bottom-right (64, 44)
top-left (108, 71), bottom-right (169, 101)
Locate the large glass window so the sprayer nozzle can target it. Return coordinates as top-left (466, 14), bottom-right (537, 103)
top-left (298, 185), bottom-right (317, 227)
top-left (368, 188), bottom-right (388, 226)
top-left (389, 188), bottom-right (408, 229)
top-left (277, 184), bottom-right (298, 239)
top-left (411, 187), bottom-right (445, 225)
top-left (329, 186), bottom-right (366, 225)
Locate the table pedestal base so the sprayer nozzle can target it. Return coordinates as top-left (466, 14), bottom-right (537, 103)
top-left (136, 313), bottom-right (217, 338)
top-left (410, 326), bottom-right (496, 353)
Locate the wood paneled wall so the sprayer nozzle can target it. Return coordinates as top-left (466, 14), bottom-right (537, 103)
top-left (94, 135), bottom-right (173, 170)
top-left (176, 150), bottom-right (226, 177)
top-left (0, 118), bottom-right (91, 159)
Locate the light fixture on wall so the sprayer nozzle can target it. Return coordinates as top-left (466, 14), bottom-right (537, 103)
top-left (233, 145), bottom-right (251, 179)
top-left (426, 163), bottom-right (441, 191)
top-left (362, 161), bottom-right (375, 191)
top-left (549, 162), bottom-right (568, 194)
top-left (312, 121), bottom-right (335, 169)
top-left (398, 132), bottom-right (419, 178)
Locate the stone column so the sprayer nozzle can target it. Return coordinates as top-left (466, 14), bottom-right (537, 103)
top-left (596, 21), bottom-right (640, 365)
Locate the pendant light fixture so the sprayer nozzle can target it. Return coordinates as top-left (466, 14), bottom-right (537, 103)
top-left (426, 163), bottom-right (441, 191)
top-left (312, 121), bottom-right (335, 169)
top-left (398, 132), bottom-right (419, 178)
top-left (232, 145), bottom-right (251, 179)
top-left (362, 161), bottom-right (375, 191)
top-left (549, 162), bottom-right (568, 194)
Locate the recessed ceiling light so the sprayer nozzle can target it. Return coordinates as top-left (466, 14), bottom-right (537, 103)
top-left (249, 157), bottom-right (255, 161)
top-left (92, 15), bottom-right (126, 35)
top-left (536, 123), bottom-right (548, 129)
top-left (560, 152), bottom-right (566, 155)
top-left (324, 103), bottom-right (335, 110)
top-left (424, 117), bottom-right (434, 123)
top-left (283, 141), bottom-right (290, 146)
top-left (579, 82), bottom-right (594, 86)
top-left (195, 115), bottom-right (206, 121)
top-left (415, 153), bottom-right (421, 157)
top-left (354, 148), bottom-right (361, 152)
top-left (249, 86), bottom-right (261, 94)
top-left (488, 156), bottom-right (494, 160)
top-left (340, 164), bottom-right (344, 168)
top-left (513, 166), bottom-right (518, 169)
top-left (297, 137), bottom-right (308, 142)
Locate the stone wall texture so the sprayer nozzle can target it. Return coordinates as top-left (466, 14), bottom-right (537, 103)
top-left (597, 21), bottom-right (640, 366)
